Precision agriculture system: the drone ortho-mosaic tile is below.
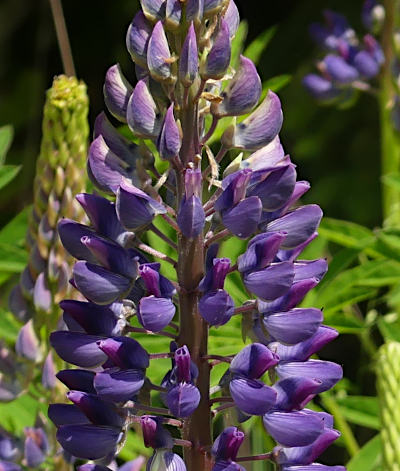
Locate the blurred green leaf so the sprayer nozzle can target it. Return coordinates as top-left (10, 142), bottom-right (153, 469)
top-left (377, 315), bottom-right (400, 342)
top-left (243, 26), bottom-right (277, 65)
top-left (0, 165), bottom-right (20, 190)
top-left (0, 206), bottom-right (30, 246)
top-left (382, 172), bottom-right (400, 191)
top-left (0, 125), bottom-right (13, 165)
top-left (318, 218), bottom-right (375, 249)
top-left (0, 308), bottom-right (20, 342)
top-left (261, 75), bottom-right (292, 96)
top-left (335, 396), bottom-right (380, 430)
top-left (118, 429), bottom-right (150, 461)
top-left (322, 311), bottom-right (366, 334)
top-left (0, 393), bottom-right (41, 434)
top-left (230, 21), bottom-right (248, 69)
top-left (0, 241), bottom-right (27, 272)
top-left (347, 434), bottom-right (381, 471)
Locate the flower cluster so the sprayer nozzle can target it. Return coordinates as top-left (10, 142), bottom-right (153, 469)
top-left (49, 0), bottom-right (345, 470)
top-left (303, 1), bottom-right (385, 103)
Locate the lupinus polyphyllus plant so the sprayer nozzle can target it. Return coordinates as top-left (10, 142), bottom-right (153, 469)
top-left (49, 1), bottom-right (345, 470)
top-left (0, 76), bottom-right (89, 470)
top-left (303, 1), bottom-right (385, 103)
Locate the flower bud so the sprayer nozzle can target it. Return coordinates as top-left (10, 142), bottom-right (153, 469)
top-left (147, 21), bottom-right (173, 81)
top-left (16, 320), bottom-right (41, 362)
top-left (212, 56), bottom-right (261, 118)
top-left (179, 23), bottom-right (199, 87)
top-left (212, 427), bottom-right (244, 462)
top-left (103, 64), bottom-right (133, 122)
top-left (186, 0), bottom-right (204, 25)
top-left (126, 11), bottom-right (152, 67)
top-left (222, 91), bottom-right (283, 151)
top-left (165, 0), bottom-right (182, 30)
top-left (223, 0), bottom-right (240, 38)
top-left (157, 104), bottom-right (181, 159)
top-left (141, 0), bottom-right (166, 23)
top-left (201, 19), bottom-right (231, 80)
top-left (127, 79), bottom-right (163, 139)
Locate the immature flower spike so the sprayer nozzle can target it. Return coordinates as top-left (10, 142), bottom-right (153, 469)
top-left (50, 2), bottom-right (345, 470)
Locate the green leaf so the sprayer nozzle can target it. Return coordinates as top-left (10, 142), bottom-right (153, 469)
top-left (0, 206), bottom-right (30, 246)
top-left (0, 309), bottom-right (20, 343)
top-left (0, 125), bottom-right (13, 165)
top-left (382, 172), bottom-right (400, 191)
top-left (318, 218), bottom-right (375, 249)
top-left (377, 315), bottom-right (400, 342)
top-left (0, 394), bottom-right (41, 434)
top-left (261, 75), bottom-right (292, 96)
top-left (347, 434), bottom-right (381, 471)
top-left (0, 242), bottom-right (28, 273)
top-left (243, 26), bottom-right (277, 65)
top-left (230, 21), bottom-right (248, 69)
top-left (322, 311), bottom-right (366, 334)
top-left (0, 165), bottom-right (20, 190)
top-left (335, 396), bottom-right (380, 429)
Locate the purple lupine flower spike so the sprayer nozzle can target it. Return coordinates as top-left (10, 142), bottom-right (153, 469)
top-left (50, 1), bottom-right (345, 469)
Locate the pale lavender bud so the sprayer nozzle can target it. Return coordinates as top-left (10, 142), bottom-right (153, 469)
top-left (222, 91), bottom-right (283, 151)
top-left (33, 272), bottom-right (52, 313)
top-left (42, 351), bottom-right (57, 389)
top-left (103, 64), bottom-right (133, 122)
top-left (126, 11), bottom-right (152, 68)
top-left (201, 19), bottom-right (231, 80)
top-left (127, 80), bottom-right (162, 138)
top-left (212, 56), bottom-right (262, 118)
top-left (204, 0), bottom-right (225, 16)
top-left (147, 21), bottom-right (173, 81)
top-left (179, 23), bottom-right (199, 87)
top-left (16, 320), bottom-right (41, 362)
top-left (157, 104), bottom-right (182, 160)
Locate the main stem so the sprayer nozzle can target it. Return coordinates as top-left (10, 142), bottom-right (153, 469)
top-left (176, 89), bottom-right (213, 471)
top-left (380, 0), bottom-right (400, 227)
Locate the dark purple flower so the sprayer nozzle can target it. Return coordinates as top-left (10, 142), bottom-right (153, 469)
top-left (157, 104), bottom-right (182, 160)
top-left (230, 343), bottom-right (279, 379)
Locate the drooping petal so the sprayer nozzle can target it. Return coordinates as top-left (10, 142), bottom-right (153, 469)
top-left (222, 91), bottom-right (283, 151)
top-left (212, 56), bottom-right (261, 118)
top-left (56, 424), bottom-right (121, 460)
top-left (222, 196), bottom-right (262, 238)
top-left (94, 368), bottom-right (146, 403)
top-left (103, 64), bottom-right (133, 122)
top-left (126, 11), bottom-right (152, 67)
top-left (270, 326), bottom-right (339, 362)
top-left (264, 308), bottom-right (323, 344)
top-left (57, 219), bottom-right (97, 262)
top-left (87, 135), bottom-right (133, 194)
top-left (230, 343), bottom-right (279, 379)
top-left (147, 21), bottom-right (172, 81)
top-left (323, 55), bottom-right (359, 84)
top-left (244, 262), bottom-right (294, 301)
top-left (264, 205), bottom-right (323, 249)
top-left (97, 336), bottom-right (150, 370)
top-left (212, 427), bottom-right (244, 461)
top-left (263, 410), bottom-right (324, 447)
top-left (293, 259), bottom-right (328, 283)
top-left (166, 383), bottom-right (201, 417)
top-left (60, 300), bottom-right (123, 336)
top-left (73, 261), bottom-right (131, 305)
top-left (238, 232), bottom-right (287, 273)
top-left (50, 331), bottom-right (107, 368)
top-left (199, 289), bottom-right (234, 326)
top-left (239, 136), bottom-right (286, 173)
top-left (137, 296), bottom-right (176, 332)
top-left (127, 79), bottom-right (162, 139)
top-left (48, 404), bottom-right (91, 426)
top-left (75, 192), bottom-right (129, 244)
top-left (56, 369), bottom-right (96, 394)
top-left (273, 377), bottom-right (322, 411)
top-left (276, 360), bottom-right (343, 393)
top-left (67, 391), bottom-right (125, 427)
top-left (116, 179), bottom-right (166, 231)
top-left (230, 377), bottom-right (276, 415)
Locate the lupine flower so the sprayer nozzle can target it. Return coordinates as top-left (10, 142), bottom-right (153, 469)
top-left (303, 2), bottom-right (384, 103)
top-left (49, 2), bottom-right (345, 470)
